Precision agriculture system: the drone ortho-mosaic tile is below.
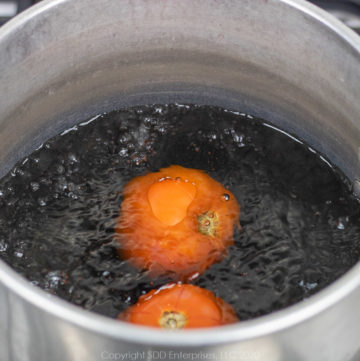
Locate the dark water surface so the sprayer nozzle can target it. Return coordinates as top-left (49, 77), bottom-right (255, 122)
top-left (0, 104), bottom-right (359, 320)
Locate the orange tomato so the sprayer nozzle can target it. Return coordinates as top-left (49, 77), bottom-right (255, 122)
top-left (118, 284), bottom-right (238, 329)
top-left (116, 165), bottom-right (240, 280)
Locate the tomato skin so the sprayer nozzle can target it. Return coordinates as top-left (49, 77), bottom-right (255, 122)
top-left (116, 165), bottom-right (240, 280)
top-left (118, 284), bottom-right (238, 329)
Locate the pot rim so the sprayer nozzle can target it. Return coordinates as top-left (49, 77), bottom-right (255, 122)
top-left (1, 254), bottom-right (360, 346)
top-left (1, 0), bottom-right (360, 347)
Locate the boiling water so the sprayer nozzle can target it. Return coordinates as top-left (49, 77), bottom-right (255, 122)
top-left (0, 104), bottom-right (359, 320)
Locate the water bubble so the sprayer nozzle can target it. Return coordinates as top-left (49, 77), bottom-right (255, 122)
top-left (68, 153), bottom-right (78, 163)
top-left (119, 148), bottom-right (129, 157)
top-left (56, 165), bottom-right (65, 175)
top-left (336, 217), bottom-right (348, 230)
top-left (132, 153), bottom-right (147, 166)
top-left (11, 167), bottom-right (26, 177)
top-left (118, 133), bottom-right (132, 145)
top-left (37, 198), bottom-right (47, 207)
top-left (102, 270), bottom-right (110, 277)
top-left (143, 116), bottom-right (154, 126)
top-left (45, 271), bottom-right (64, 290)
top-left (231, 130), bottom-right (245, 147)
top-left (337, 220), bottom-right (345, 230)
top-left (135, 124), bottom-right (150, 147)
top-left (30, 182), bottom-right (40, 192)
top-left (14, 251), bottom-right (23, 258)
top-left (127, 142), bottom-right (136, 152)
top-left (155, 125), bottom-right (166, 134)
top-left (0, 240), bottom-right (8, 252)
top-left (299, 280), bottom-right (318, 290)
top-left (101, 270), bottom-right (113, 284)
top-left (290, 192), bottom-right (297, 199)
top-left (68, 192), bottom-right (78, 200)
top-left (56, 177), bottom-right (68, 192)
top-left (187, 272), bottom-right (200, 281)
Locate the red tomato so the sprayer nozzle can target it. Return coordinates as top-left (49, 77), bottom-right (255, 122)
top-left (116, 165), bottom-right (240, 280)
top-left (118, 284), bottom-right (238, 329)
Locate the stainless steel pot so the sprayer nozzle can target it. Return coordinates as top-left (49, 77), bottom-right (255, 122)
top-left (0, 0), bottom-right (360, 360)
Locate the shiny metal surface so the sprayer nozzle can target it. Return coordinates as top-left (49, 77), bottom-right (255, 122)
top-left (0, 0), bottom-right (360, 360)
top-left (311, 0), bottom-right (360, 33)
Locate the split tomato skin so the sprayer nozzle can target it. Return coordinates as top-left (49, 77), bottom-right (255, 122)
top-left (118, 284), bottom-right (238, 329)
top-left (116, 165), bottom-right (240, 280)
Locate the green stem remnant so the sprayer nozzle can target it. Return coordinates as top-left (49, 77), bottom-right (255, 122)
top-left (159, 311), bottom-right (187, 329)
top-left (197, 211), bottom-right (219, 237)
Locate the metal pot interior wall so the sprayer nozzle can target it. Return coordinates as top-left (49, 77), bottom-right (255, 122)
top-left (0, 0), bottom-right (360, 183)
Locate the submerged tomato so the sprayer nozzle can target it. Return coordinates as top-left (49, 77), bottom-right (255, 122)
top-left (118, 284), bottom-right (238, 329)
top-left (116, 165), bottom-right (240, 280)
